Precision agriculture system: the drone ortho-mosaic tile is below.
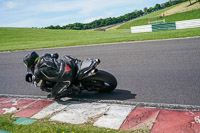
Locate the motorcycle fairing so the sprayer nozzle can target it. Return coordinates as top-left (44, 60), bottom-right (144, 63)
top-left (76, 58), bottom-right (99, 80)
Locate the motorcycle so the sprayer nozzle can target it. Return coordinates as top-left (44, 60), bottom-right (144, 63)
top-left (26, 58), bottom-right (117, 98)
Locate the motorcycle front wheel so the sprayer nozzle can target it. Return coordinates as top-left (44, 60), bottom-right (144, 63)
top-left (83, 70), bottom-right (117, 92)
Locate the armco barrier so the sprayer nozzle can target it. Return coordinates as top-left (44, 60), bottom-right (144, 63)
top-left (131, 19), bottom-right (200, 33)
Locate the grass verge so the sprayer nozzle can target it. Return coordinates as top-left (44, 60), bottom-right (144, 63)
top-left (0, 27), bottom-right (200, 52)
top-left (0, 114), bottom-right (149, 133)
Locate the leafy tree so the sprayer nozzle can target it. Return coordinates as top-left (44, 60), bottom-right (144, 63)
top-left (147, 7), bottom-right (154, 13)
top-left (55, 25), bottom-right (61, 29)
top-left (143, 7), bottom-right (148, 14)
top-left (154, 4), bottom-right (161, 11)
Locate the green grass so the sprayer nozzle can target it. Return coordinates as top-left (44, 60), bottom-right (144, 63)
top-left (118, 8), bottom-right (200, 29)
top-left (0, 114), bottom-right (149, 133)
top-left (139, 5), bottom-right (177, 19)
top-left (0, 27), bottom-right (200, 52)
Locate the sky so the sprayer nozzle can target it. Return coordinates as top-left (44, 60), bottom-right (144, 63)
top-left (0, 0), bottom-right (169, 28)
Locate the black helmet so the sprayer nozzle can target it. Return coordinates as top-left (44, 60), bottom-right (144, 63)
top-left (23, 51), bottom-right (39, 68)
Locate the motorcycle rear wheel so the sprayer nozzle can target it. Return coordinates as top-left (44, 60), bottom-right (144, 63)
top-left (83, 70), bottom-right (117, 92)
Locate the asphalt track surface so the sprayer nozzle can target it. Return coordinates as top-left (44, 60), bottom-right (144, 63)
top-left (0, 37), bottom-right (200, 106)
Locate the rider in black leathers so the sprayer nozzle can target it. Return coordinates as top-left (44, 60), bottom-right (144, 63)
top-left (23, 51), bottom-right (80, 99)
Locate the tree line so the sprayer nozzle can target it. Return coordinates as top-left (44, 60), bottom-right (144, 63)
top-left (44, 0), bottom-right (191, 30)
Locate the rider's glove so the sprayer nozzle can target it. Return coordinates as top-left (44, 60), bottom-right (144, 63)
top-left (25, 72), bottom-right (33, 83)
top-left (51, 53), bottom-right (59, 59)
top-left (32, 76), bottom-right (47, 91)
top-left (32, 75), bottom-right (37, 87)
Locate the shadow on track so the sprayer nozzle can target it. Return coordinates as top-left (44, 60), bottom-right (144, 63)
top-left (65, 89), bottom-right (137, 101)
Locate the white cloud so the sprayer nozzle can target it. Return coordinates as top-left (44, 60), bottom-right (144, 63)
top-left (1, 14), bottom-right (76, 27)
top-left (25, 0), bottom-right (137, 16)
top-left (0, 0), bottom-right (139, 27)
top-left (0, 0), bottom-right (169, 27)
top-left (3, 19), bottom-right (35, 27)
top-left (6, 1), bottom-right (17, 9)
top-left (83, 16), bottom-right (104, 23)
top-left (78, 0), bottom-right (133, 16)
top-left (104, 11), bottom-right (115, 17)
top-left (32, 1), bottom-right (78, 12)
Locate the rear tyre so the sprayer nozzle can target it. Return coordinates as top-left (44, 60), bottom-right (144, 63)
top-left (83, 70), bottom-right (117, 92)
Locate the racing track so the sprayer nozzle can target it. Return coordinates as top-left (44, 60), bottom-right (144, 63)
top-left (0, 37), bottom-right (200, 106)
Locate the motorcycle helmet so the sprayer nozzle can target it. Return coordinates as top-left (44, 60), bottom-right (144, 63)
top-left (23, 51), bottom-right (39, 68)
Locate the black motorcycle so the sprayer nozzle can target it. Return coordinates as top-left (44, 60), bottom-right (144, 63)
top-left (26, 58), bottom-right (117, 97)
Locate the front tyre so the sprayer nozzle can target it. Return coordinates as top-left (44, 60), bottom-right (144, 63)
top-left (84, 70), bottom-right (117, 92)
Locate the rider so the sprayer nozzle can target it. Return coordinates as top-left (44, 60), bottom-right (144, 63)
top-left (23, 51), bottom-right (79, 99)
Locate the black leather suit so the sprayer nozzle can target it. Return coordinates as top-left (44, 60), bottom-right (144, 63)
top-left (33, 53), bottom-right (78, 98)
